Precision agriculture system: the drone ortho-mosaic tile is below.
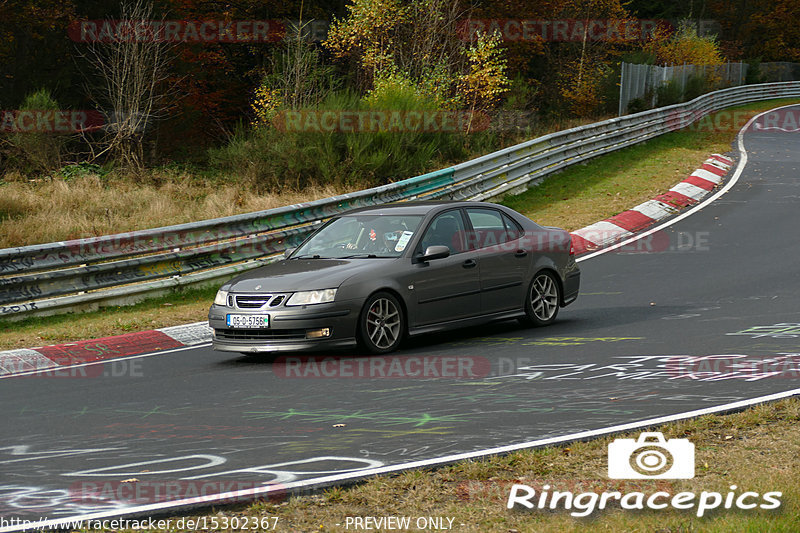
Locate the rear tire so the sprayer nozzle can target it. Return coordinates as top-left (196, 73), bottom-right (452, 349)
top-left (358, 292), bottom-right (405, 354)
top-left (520, 271), bottom-right (560, 327)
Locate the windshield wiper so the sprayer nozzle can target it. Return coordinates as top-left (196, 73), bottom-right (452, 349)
top-left (339, 254), bottom-right (393, 258)
top-left (292, 254), bottom-right (324, 259)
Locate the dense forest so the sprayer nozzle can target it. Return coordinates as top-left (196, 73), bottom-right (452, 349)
top-left (0, 0), bottom-right (798, 188)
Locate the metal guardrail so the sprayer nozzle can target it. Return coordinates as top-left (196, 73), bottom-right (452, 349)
top-left (2, 82), bottom-right (799, 319)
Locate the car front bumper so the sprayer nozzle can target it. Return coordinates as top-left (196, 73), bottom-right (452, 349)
top-left (208, 300), bottom-right (361, 353)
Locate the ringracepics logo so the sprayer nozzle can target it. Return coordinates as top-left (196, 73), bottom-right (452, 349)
top-left (506, 432), bottom-right (782, 517)
top-left (608, 432), bottom-right (694, 479)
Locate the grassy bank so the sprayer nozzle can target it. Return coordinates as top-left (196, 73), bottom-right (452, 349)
top-left (1, 98), bottom-right (797, 351)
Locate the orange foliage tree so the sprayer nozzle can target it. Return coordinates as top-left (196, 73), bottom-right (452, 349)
top-left (711, 0), bottom-right (800, 62)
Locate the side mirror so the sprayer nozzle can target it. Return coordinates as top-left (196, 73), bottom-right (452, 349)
top-left (419, 245), bottom-right (450, 262)
top-left (284, 247), bottom-right (296, 258)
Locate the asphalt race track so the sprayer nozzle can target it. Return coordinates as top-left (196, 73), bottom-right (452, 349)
top-left (1, 105), bottom-right (799, 529)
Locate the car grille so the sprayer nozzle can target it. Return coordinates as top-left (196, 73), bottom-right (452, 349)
top-left (234, 294), bottom-right (287, 309)
top-left (215, 328), bottom-right (307, 341)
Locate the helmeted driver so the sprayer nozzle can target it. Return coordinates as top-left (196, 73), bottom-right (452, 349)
top-left (364, 220), bottom-right (407, 254)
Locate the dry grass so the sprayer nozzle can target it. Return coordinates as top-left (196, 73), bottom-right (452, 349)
top-left (0, 170), bottom-right (346, 248)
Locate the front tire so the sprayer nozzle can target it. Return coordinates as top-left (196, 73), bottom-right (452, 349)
top-left (520, 271), bottom-right (561, 327)
top-left (358, 292), bottom-right (405, 354)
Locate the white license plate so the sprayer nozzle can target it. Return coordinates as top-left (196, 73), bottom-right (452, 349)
top-left (226, 314), bottom-right (269, 328)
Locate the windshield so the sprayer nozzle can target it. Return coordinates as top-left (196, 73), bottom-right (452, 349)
top-left (292, 214), bottom-right (424, 259)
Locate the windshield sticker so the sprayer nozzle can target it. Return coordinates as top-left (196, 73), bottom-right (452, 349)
top-left (395, 231), bottom-right (414, 252)
top-left (369, 228), bottom-right (377, 241)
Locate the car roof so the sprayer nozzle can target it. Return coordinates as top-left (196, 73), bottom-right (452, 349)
top-left (341, 201), bottom-right (498, 216)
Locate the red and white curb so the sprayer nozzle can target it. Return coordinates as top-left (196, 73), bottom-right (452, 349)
top-left (569, 154), bottom-right (733, 254)
top-left (0, 322), bottom-right (211, 377)
top-left (0, 153), bottom-right (733, 377)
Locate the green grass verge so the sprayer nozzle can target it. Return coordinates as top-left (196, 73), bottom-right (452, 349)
top-left (0, 286), bottom-right (217, 350)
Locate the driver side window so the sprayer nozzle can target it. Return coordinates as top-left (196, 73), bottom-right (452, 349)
top-left (419, 211), bottom-right (467, 255)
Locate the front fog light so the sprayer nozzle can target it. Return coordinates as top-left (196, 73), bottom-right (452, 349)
top-left (306, 328), bottom-right (331, 339)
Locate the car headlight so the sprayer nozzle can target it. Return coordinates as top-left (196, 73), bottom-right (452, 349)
top-left (286, 289), bottom-right (337, 306)
top-left (213, 289), bottom-right (229, 306)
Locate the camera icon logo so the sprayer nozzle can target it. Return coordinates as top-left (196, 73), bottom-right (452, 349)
top-left (608, 432), bottom-right (695, 479)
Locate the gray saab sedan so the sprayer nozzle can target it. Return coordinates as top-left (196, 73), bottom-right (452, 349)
top-left (208, 201), bottom-right (580, 354)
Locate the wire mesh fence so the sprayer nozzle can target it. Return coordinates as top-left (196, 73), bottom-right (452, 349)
top-left (619, 62), bottom-right (748, 115)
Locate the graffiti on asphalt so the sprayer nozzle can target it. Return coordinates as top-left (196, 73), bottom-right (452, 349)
top-left (486, 354), bottom-right (800, 381)
top-left (242, 408), bottom-right (471, 427)
top-left (0, 484), bottom-right (123, 516)
top-left (449, 336), bottom-right (642, 347)
top-left (727, 323), bottom-right (800, 339)
top-left (0, 445), bottom-right (123, 465)
top-left (0, 445), bottom-right (384, 515)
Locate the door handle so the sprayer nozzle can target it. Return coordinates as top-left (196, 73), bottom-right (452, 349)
top-left (514, 250), bottom-right (528, 258)
top-left (462, 259), bottom-right (477, 268)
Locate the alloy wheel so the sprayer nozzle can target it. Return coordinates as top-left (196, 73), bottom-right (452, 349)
top-left (530, 273), bottom-right (559, 322)
top-left (364, 295), bottom-right (402, 351)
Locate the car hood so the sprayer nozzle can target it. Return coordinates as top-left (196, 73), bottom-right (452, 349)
top-left (225, 258), bottom-right (389, 292)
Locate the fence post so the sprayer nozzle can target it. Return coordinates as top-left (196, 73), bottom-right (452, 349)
top-left (619, 62), bottom-right (626, 115)
top-left (682, 62), bottom-right (687, 96)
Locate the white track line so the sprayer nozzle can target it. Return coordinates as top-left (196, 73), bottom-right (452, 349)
top-left (0, 343), bottom-right (211, 380)
top-left (577, 103), bottom-right (800, 262)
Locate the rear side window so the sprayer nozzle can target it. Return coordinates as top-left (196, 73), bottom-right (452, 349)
top-left (501, 212), bottom-right (523, 240)
top-left (465, 208), bottom-right (520, 249)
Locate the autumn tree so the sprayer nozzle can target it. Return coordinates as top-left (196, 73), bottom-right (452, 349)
top-left (550, 0), bottom-right (632, 116)
top-left (80, 0), bottom-right (174, 170)
top-left (459, 31), bottom-right (510, 128)
top-left (710, 0), bottom-right (800, 62)
top-left (251, 18), bottom-right (338, 129)
top-left (647, 21), bottom-right (724, 65)
top-left (324, 0), bottom-right (473, 107)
